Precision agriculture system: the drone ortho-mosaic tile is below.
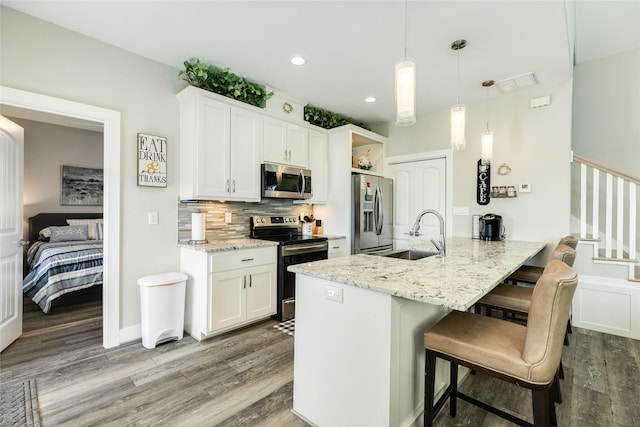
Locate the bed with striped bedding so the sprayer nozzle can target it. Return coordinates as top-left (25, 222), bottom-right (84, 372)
top-left (23, 240), bottom-right (103, 313)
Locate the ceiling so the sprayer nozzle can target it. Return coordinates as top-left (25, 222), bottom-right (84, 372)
top-left (2, 1), bottom-right (639, 127)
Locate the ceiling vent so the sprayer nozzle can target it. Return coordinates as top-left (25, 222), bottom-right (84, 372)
top-left (495, 72), bottom-right (538, 93)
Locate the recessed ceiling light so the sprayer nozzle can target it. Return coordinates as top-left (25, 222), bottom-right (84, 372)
top-left (290, 56), bottom-right (306, 66)
top-left (365, 97), bottom-right (376, 103)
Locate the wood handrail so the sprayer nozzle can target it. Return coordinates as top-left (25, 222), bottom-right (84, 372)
top-left (573, 153), bottom-right (640, 186)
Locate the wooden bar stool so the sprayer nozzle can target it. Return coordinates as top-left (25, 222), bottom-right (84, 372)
top-left (423, 260), bottom-right (578, 427)
top-left (475, 244), bottom-right (576, 345)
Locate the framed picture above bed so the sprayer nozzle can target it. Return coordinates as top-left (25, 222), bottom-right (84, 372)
top-left (61, 165), bottom-right (104, 206)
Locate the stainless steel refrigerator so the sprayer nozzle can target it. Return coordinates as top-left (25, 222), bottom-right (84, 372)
top-left (352, 174), bottom-right (393, 254)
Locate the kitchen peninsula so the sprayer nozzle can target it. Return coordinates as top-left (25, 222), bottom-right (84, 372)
top-left (289, 237), bottom-right (546, 427)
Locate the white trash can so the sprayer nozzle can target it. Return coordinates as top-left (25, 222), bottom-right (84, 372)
top-left (138, 272), bottom-right (188, 349)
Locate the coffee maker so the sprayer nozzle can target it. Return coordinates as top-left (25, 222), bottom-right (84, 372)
top-left (479, 214), bottom-right (505, 241)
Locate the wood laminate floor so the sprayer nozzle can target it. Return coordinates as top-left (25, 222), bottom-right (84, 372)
top-left (2, 294), bottom-right (639, 426)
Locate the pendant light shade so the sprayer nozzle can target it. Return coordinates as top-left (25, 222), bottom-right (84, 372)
top-left (450, 104), bottom-right (466, 150)
top-left (480, 80), bottom-right (495, 165)
top-left (395, 58), bottom-right (416, 126)
top-left (481, 129), bottom-right (494, 164)
top-left (450, 39), bottom-right (467, 150)
top-left (395, 0), bottom-right (415, 126)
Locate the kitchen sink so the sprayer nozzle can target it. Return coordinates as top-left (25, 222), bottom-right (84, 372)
top-left (372, 248), bottom-right (440, 260)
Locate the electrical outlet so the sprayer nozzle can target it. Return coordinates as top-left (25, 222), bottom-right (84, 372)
top-left (453, 206), bottom-right (469, 216)
top-left (225, 212), bottom-right (233, 224)
top-left (326, 286), bottom-right (343, 303)
top-left (519, 183), bottom-right (532, 193)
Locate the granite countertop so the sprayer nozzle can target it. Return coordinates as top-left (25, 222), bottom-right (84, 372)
top-left (178, 238), bottom-right (278, 252)
top-left (289, 237), bottom-right (546, 311)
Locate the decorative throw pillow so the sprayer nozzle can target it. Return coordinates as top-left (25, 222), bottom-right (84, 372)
top-left (49, 224), bottom-right (89, 242)
top-left (95, 223), bottom-right (104, 240)
top-left (38, 227), bottom-right (52, 240)
top-left (67, 218), bottom-right (103, 240)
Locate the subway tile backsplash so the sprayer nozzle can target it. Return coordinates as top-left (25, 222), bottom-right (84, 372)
top-left (178, 200), bottom-right (314, 242)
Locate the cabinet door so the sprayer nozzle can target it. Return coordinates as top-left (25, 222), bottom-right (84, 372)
top-left (263, 116), bottom-right (287, 164)
top-left (209, 270), bottom-right (245, 332)
top-left (246, 264), bottom-right (277, 321)
top-left (307, 130), bottom-right (328, 203)
top-left (287, 123), bottom-right (309, 168)
top-left (230, 107), bottom-right (262, 201)
top-left (196, 97), bottom-right (231, 198)
top-left (328, 237), bottom-right (349, 258)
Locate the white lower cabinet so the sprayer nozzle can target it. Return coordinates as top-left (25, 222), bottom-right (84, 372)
top-left (328, 237), bottom-right (349, 258)
top-left (181, 246), bottom-right (277, 341)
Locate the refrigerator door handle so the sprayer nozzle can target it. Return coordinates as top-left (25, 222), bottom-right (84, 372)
top-left (374, 186), bottom-right (384, 236)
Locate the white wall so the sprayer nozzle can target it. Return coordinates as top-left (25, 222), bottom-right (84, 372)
top-left (375, 79), bottom-right (574, 263)
top-left (572, 49), bottom-right (640, 178)
top-left (1, 7), bottom-right (183, 329)
top-left (11, 118), bottom-right (104, 220)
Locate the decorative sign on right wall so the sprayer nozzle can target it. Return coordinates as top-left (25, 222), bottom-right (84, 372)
top-left (477, 160), bottom-right (490, 205)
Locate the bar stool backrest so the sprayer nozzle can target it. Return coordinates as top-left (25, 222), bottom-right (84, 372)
top-left (558, 235), bottom-right (578, 250)
top-left (522, 260), bottom-right (578, 384)
top-left (550, 243), bottom-right (576, 267)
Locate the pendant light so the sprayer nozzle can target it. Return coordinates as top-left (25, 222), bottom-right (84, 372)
top-left (450, 39), bottom-right (467, 150)
top-left (481, 80), bottom-right (494, 165)
top-left (395, 0), bottom-right (415, 126)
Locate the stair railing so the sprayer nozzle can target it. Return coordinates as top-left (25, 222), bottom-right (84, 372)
top-left (573, 153), bottom-right (638, 261)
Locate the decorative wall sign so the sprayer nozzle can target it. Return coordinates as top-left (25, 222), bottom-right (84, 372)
top-left (61, 165), bottom-right (104, 206)
top-left (137, 133), bottom-right (167, 187)
top-left (477, 160), bottom-right (490, 205)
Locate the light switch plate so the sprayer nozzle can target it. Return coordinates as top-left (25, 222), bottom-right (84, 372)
top-left (453, 206), bottom-right (470, 216)
top-left (148, 212), bottom-right (159, 225)
top-left (225, 212), bottom-right (233, 224)
top-left (519, 183), bottom-right (532, 193)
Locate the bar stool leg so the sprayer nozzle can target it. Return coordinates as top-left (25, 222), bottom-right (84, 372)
top-left (424, 350), bottom-right (437, 427)
top-left (449, 361), bottom-right (458, 416)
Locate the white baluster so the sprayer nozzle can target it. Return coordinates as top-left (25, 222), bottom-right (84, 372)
top-left (605, 173), bottom-right (613, 258)
top-left (616, 177), bottom-right (624, 259)
top-left (630, 183), bottom-right (637, 260)
top-left (581, 163), bottom-right (587, 238)
top-left (592, 169), bottom-right (599, 240)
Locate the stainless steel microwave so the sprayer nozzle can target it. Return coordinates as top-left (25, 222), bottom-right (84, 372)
top-left (261, 163), bottom-right (312, 200)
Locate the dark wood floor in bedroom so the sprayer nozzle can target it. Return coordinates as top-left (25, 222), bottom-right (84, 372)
top-left (1, 294), bottom-right (639, 426)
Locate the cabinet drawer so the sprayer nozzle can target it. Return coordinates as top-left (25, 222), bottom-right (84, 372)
top-left (209, 247), bottom-right (276, 273)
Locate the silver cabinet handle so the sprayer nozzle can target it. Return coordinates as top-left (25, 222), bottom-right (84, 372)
top-left (249, 274), bottom-right (252, 288)
top-left (226, 179), bottom-right (230, 193)
top-left (241, 258), bottom-right (254, 262)
top-left (232, 180), bottom-right (236, 193)
top-left (243, 275), bottom-right (246, 289)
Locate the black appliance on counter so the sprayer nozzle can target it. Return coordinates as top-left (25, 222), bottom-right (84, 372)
top-left (250, 215), bottom-right (328, 321)
top-left (479, 213), bottom-right (505, 241)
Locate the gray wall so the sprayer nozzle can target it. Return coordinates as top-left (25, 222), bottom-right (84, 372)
top-left (1, 7), bottom-right (183, 329)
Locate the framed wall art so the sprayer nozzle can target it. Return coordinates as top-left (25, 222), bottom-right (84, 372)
top-left (137, 133), bottom-right (167, 187)
top-left (61, 165), bottom-right (104, 206)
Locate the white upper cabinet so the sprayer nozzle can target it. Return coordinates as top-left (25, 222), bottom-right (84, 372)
top-left (178, 86), bottom-right (262, 201)
top-left (263, 116), bottom-right (309, 168)
top-left (306, 129), bottom-right (328, 203)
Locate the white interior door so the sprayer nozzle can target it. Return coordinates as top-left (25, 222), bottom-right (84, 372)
top-left (387, 158), bottom-right (446, 249)
top-left (0, 115), bottom-right (24, 352)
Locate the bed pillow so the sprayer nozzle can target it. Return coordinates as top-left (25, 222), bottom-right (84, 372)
top-left (38, 227), bottom-right (52, 241)
top-left (67, 218), bottom-right (103, 240)
top-left (49, 224), bottom-right (89, 242)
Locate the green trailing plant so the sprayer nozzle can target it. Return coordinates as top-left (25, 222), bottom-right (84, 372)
top-left (304, 105), bottom-right (371, 131)
top-left (179, 58), bottom-right (273, 108)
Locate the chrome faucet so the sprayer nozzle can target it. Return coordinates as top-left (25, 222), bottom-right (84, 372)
top-left (409, 209), bottom-right (446, 256)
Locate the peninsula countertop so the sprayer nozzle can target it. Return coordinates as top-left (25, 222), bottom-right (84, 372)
top-left (289, 237), bottom-right (546, 311)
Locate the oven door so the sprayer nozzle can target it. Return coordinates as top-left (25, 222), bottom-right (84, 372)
top-left (262, 163), bottom-right (312, 200)
top-left (277, 241), bottom-right (328, 321)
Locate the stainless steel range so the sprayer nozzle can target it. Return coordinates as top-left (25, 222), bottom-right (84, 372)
top-left (250, 215), bottom-right (328, 321)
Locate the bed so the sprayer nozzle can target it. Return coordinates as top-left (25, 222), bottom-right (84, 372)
top-left (23, 213), bottom-right (104, 313)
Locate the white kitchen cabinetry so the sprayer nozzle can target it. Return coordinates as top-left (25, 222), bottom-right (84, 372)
top-left (305, 129), bottom-right (328, 203)
top-left (178, 86), bottom-right (263, 201)
top-left (328, 237), bottom-right (349, 258)
top-left (181, 246), bottom-right (277, 341)
top-left (263, 116), bottom-right (309, 168)
top-left (313, 125), bottom-right (388, 253)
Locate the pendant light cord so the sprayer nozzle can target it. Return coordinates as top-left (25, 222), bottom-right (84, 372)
top-left (456, 49), bottom-right (460, 104)
top-left (403, 0), bottom-right (408, 59)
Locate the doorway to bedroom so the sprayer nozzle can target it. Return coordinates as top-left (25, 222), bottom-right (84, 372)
top-left (1, 86), bottom-right (121, 349)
